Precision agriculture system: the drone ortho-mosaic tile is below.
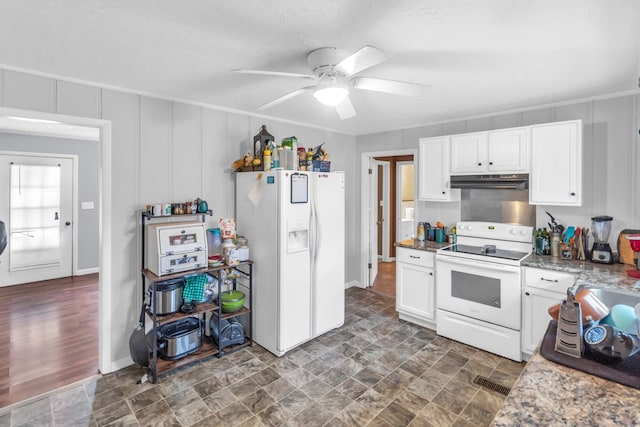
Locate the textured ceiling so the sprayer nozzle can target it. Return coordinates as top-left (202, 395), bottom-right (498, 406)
top-left (1, 0), bottom-right (639, 135)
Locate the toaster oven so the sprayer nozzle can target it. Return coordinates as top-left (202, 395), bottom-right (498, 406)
top-left (145, 221), bottom-right (208, 276)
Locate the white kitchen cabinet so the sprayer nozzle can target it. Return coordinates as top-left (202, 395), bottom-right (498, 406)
top-left (487, 127), bottom-right (529, 172)
top-left (521, 267), bottom-right (577, 358)
top-left (450, 128), bottom-right (528, 174)
top-left (396, 247), bottom-right (436, 329)
top-left (450, 132), bottom-right (488, 174)
top-left (418, 136), bottom-right (459, 202)
top-left (529, 120), bottom-right (582, 206)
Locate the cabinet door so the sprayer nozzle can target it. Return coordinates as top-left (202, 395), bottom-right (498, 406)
top-left (418, 137), bottom-right (459, 201)
top-left (487, 127), bottom-right (528, 172)
top-left (450, 132), bottom-right (488, 174)
top-left (530, 120), bottom-right (582, 206)
top-left (396, 262), bottom-right (435, 321)
top-left (522, 287), bottom-right (564, 355)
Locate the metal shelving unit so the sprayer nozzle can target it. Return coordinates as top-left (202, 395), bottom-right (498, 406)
top-left (139, 211), bottom-right (253, 383)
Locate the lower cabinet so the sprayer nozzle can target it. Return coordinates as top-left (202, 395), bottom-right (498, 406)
top-left (521, 267), bottom-right (577, 358)
top-left (396, 247), bottom-right (436, 329)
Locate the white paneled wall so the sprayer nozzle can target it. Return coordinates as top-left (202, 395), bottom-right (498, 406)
top-left (356, 95), bottom-right (640, 279)
top-left (0, 68), bottom-right (357, 370)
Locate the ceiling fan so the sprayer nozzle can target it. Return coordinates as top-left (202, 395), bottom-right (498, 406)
top-left (232, 45), bottom-right (428, 120)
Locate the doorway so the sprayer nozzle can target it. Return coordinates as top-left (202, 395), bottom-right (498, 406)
top-left (360, 149), bottom-right (417, 297)
top-left (0, 154), bottom-right (75, 286)
top-left (0, 108), bottom-right (113, 408)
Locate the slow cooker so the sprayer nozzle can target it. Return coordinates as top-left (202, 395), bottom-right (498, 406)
top-left (147, 278), bottom-right (185, 315)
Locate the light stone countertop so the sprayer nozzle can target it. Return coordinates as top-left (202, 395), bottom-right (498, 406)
top-left (395, 238), bottom-right (450, 253)
top-left (492, 255), bottom-right (640, 426)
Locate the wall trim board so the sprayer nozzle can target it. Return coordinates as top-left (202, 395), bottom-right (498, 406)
top-left (345, 280), bottom-right (362, 289)
top-left (76, 267), bottom-right (99, 275)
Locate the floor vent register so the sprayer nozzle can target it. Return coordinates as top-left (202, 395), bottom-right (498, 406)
top-left (473, 375), bottom-right (512, 396)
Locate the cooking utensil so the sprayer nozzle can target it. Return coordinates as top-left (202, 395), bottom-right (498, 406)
top-left (155, 317), bottom-right (203, 360)
top-left (220, 290), bottom-right (246, 313)
top-left (129, 304), bottom-right (150, 368)
top-left (548, 288), bottom-right (609, 323)
top-left (564, 226), bottom-right (575, 243)
top-left (584, 324), bottom-right (640, 364)
top-left (555, 290), bottom-right (584, 358)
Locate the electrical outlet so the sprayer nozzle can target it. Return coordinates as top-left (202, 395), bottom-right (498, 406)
top-left (81, 201), bottom-right (95, 210)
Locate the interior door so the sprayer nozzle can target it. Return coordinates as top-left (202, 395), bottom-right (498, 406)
top-left (396, 161), bottom-right (415, 243)
top-left (0, 154), bottom-right (73, 287)
top-left (368, 159), bottom-right (378, 286)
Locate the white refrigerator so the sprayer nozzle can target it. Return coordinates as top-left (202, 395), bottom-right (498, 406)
top-left (236, 170), bottom-right (345, 356)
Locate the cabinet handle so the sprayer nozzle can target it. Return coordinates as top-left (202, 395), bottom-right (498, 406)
top-left (477, 162), bottom-right (482, 166)
top-left (489, 161), bottom-right (493, 165)
top-left (570, 192), bottom-right (576, 196)
top-left (540, 277), bottom-right (559, 283)
top-left (442, 191), bottom-right (446, 194)
top-left (525, 292), bottom-right (530, 296)
top-left (409, 255), bottom-right (421, 259)
top-left (429, 272), bottom-right (433, 276)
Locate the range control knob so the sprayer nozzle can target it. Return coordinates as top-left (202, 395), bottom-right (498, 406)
top-left (509, 229), bottom-right (517, 235)
top-left (520, 230), bottom-right (529, 235)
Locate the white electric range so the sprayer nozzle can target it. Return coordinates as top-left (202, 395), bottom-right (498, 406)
top-left (436, 221), bottom-right (533, 361)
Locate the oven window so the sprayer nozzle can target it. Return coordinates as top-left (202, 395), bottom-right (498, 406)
top-left (451, 271), bottom-right (501, 308)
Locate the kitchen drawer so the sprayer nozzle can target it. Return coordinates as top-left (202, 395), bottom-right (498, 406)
top-left (396, 247), bottom-right (434, 268)
top-left (524, 267), bottom-right (576, 292)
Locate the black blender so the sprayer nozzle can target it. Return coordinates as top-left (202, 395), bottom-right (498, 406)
top-left (591, 216), bottom-right (613, 264)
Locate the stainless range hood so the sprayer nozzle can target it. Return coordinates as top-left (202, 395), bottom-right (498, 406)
top-left (451, 174), bottom-right (529, 190)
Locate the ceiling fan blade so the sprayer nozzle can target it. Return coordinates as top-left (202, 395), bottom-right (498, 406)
top-left (352, 77), bottom-right (428, 97)
top-left (334, 46), bottom-right (389, 76)
top-left (232, 69), bottom-right (315, 79)
top-left (335, 96), bottom-right (356, 120)
top-left (257, 86), bottom-right (314, 110)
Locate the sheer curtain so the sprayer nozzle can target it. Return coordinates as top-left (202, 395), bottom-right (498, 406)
top-left (9, 163), bottom-right (62, 271)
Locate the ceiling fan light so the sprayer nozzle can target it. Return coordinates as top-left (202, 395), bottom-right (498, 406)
top-left (313, 85), bottom-right (348, 106)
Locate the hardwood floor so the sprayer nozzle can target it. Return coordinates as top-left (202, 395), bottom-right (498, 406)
top-left (371, 260), bottom-right (395, 298)
top-left (0, 274), bottom-right (99, 409)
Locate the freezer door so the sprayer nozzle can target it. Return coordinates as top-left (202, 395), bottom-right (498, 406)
top-left (235, 171), bottom-right (280, 355)
top-left (311, 172), bottom-right (345, 336)
top-left (278, 172), bottom-right (312, 351)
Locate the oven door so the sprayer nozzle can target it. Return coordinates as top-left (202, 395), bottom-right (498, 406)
top-left (436, 254), bottom-right (521, 330)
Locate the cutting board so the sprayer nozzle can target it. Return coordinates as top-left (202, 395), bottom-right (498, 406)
top-left (617, 229), bottom-right (640, 265)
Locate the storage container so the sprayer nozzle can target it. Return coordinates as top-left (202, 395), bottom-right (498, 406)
top-left (145, 221), bottom-right (207, 276)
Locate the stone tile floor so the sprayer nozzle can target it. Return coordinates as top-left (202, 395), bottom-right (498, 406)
top-left (0, 287), bottom-right (524, 427)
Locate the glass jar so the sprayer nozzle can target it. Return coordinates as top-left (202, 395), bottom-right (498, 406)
top-left (222, 238), bottom-right (239, 265)
top-left (236, 236), bottom-right (250, 261)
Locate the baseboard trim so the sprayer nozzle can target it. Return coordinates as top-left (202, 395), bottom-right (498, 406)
top-left (345, 280), bottom-right (363, 289)
top-left (76, 267), bottom-right (99, 275)
top-left (109, 357), bottom-right (134, 374)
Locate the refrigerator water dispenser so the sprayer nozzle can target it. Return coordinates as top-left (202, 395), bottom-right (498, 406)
top-left (287, 221), bottom-right (309, 253)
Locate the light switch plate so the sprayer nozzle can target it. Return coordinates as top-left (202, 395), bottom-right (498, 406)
top-left (81, 201), bottom-right (94, 210)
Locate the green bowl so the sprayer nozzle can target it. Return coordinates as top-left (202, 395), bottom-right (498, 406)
top-left (221, 290), bottom-right (245, 313)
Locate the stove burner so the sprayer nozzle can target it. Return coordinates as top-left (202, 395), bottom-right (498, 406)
top-left (440, 244), bottom-right (529, 263)
top-left (481, 245), bottom-right (496, 254)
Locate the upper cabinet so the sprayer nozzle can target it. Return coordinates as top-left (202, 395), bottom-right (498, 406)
top-left (529, 120), bottom-right (582, 206)
top-left (417, 120), bottom-right (581, 206)
top-left (450, 128), bottom-right (529, 175)
top-left (450, 132), bottom-right (488, 174)
top-left (418, 136), bottom-right (460, 202)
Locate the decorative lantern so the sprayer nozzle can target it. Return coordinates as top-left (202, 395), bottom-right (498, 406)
top-left (253, 125), bottom-right (274, 171)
